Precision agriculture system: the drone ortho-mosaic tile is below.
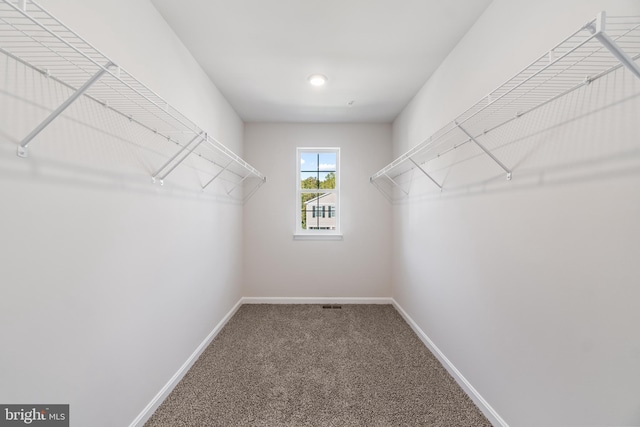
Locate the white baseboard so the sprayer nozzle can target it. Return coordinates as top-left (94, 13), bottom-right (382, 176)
top-left (129, 299), bottom-right (243, 427)
top-left (390, 299), bottom-right (509, 427)
top-left (241, 296), bottom-right (393, 305)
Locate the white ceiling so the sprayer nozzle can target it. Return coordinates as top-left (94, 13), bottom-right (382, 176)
top-left (150, 0), bottom-right (492, 123)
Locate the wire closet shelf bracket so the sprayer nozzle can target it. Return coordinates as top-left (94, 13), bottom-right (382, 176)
top-left (370, 11), bottom-right (640, 202)
top-left (0, 0), bottom-right (266, 202)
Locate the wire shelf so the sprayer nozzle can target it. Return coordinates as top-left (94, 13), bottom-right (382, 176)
top-left (371, 11), bottom-right (640, 202)
top-left (0, 0), bottom-right (265, 202)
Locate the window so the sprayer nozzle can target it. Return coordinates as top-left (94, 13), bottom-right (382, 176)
top-left (296, 148), bottom-right (340, 238)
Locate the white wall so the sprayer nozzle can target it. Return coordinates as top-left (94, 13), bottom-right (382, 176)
top-left (243, 123), bottom-right (392, 298)
top-left (392, 0), bottom-right (640, 426)
top-left (0, 1), bottom-right (244, 426)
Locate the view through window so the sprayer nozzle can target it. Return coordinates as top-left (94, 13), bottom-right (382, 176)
top-left (297, 148), bottom-right (339, 233)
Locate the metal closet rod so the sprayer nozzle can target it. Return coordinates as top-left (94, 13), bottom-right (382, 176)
top-left (371, 20), bottom-right (600, 180)
top-left (2, 45), bottom-right (220, 167)
top-left (3, 0), bottom-right (201, 137)
top-left (370, 11), bottom-right (640, 195)
top-left (1, 0), bottom-right (265, 195)
top-left (372, 18), bottom-right (601, 180)
top-left (388, 47), bottom-right (640, 184)
top-left (150, 131), bottom-right (263, 187)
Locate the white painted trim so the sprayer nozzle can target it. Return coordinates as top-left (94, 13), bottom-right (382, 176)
top-left (293, 234), bottom-right (343, 241)
top-left (390, 299), bottom-right (509, 427)
top-left (129, 299), bottom-right (243, 427)
top-left (242, 296), bottom-right (393, 305)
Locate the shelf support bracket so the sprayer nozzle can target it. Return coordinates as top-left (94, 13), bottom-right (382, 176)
top-left (202, 160), bottom-right (233, 191)
top-left (409, 158), bottom-right (442, 191)
top-left (226, 174), bottom-right (250, 196)
top-left (153, 132), bottom-right (206, 185)
top-left (17, 62), bottom-right (114, 158)
top-left (384, 173), bottom-right (410, 196)
top-left (152, 131), bottom-right (204, 183)
top-left (456, 122), bottom-right (512, 180)
top-left (370, 178), bottom-right (394, 203)
top-left (590, 11), bottom-right (640, 80)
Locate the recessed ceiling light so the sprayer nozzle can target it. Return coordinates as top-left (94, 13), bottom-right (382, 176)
top-left (308, 74), bottom-right (327, 87)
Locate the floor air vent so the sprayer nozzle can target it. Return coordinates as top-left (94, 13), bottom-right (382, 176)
top-left (322, 305), bottom-right (342, 309)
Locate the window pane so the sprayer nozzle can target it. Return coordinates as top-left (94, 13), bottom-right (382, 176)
top-left (300, 173), bottom-right (319, 190)
top-left (300, 152), bottom-right (317, 171)
top-left (318, 153), bottom-right (336, 171)
top-left (300, 172), bottom-right (334, 189)
top-left (300, 192), bottom-right (337, 230)
top-left (300, 193), bottom-right (320, 230)
top-left (319, 171), bottom-right (335, 189)
top-left (297, 148), bottom-right (339, 234)
top-left (300, 152), bottom-right (336, 190)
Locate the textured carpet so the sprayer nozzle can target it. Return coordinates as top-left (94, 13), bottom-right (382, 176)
top-left (145, 304), bottom-right (491, 426)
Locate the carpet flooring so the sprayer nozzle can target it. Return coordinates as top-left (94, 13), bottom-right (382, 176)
top-left (145, 304), bottom-right (491, 426)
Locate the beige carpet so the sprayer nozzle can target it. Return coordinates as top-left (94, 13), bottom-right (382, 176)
top-left (145, 304), bottom-right (491, 426)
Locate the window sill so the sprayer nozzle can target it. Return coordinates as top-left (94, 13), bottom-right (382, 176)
top-left (293, 234), bottom-right (343, 241)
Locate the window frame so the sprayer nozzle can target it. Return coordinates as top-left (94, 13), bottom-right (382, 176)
top-left (295, 147), bottom-right (341, 240)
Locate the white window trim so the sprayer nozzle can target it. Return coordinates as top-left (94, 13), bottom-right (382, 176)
top-left (294, 147), bottom-right (342, 240)
top-left (293, 234), bottom-right (343, 241)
